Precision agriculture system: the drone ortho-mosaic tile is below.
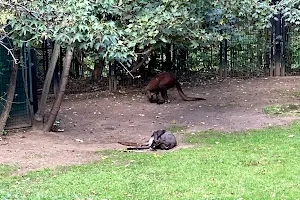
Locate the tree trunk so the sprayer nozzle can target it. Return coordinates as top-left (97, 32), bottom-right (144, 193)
top-left (274, 12), bottom-right (282, 76)
top-left (93, 58), bottom-right (104, 80)
top-left (43, 48), bottom-right (73, 132)
top-left (0, 60), bottom-right (18, 132)
top-left (219, 40), bottom-right (224, 78)
top-left (265, 29), bottom-right (271, 76)
top-left (34, 43), bottom-right (60, 126)
top-left (149, 52), bottom-right (157, 77)
top-left (165, 43), bottom-right (172, 71)
top-left (224, 39), bottom-right (228, 78)
top-left (75, 53), bottom-right (80, 78)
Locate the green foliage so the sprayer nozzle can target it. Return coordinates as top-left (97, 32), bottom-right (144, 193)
top-left (4, 0), bottom-right (275, 63)
top-left (2, 122), bottom-right (300, 198)
top-left (288, 32), bottom-right (300, 70)
top-left (0, 10), bottom-right (12, 26)
top-left (279, 0), bottom-right (300, 26)
top-left (1, 129), bottom-right (7, 135)
top-left (8, 0), bottom-right (133, 61)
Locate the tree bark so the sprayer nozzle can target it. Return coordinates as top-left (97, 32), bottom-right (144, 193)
top-left (0, 59), bottom-right (18, 132)
top-left (93, 58), bottom-right (104, 80)
top-left (34, 43), bottom-right (60, 125)
top-left (165, 43), bottom-right (172, 71)
top-left (43, 48), bottom-right (73, 132)
top-left (149, 52), bottom-right (157, 76)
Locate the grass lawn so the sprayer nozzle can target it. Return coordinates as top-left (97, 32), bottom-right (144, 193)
top-left (264, 104), bottom-right (300, 115)
top-left (1, 122), bottom-right (300, 199)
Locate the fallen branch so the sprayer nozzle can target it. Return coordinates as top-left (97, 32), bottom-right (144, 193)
top-left (118, 62), bottom-right (141, 79)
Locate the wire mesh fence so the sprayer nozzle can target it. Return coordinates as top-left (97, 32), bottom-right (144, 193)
top-left (286, 27), bottom-right (300, 75)
top-left (60, 26), bottom-right (300, 92)
top-left (0, 38), bottom-right (31, 129)
top-left (225, 30), bottom-right (271, 78)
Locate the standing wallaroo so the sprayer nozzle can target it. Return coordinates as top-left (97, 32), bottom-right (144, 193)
top-left (145, 72), bottom-right (206, 104)
top-left (118, 130), bottom-right (177, 150)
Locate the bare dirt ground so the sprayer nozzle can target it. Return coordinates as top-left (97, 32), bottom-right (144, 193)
top-left (1, 76), bottom-right (300, 173)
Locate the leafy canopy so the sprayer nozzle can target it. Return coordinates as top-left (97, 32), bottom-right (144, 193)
top-left (4, 0), bottom-right (276, 61)
top-left (279, 0), bottom-right (300, 26)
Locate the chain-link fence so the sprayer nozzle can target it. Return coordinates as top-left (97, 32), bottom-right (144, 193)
top-left (0, 38), bottom-right (31, 129)
top-left (286, 27), bottom-right (300, 75)
top-left (61, 26), bottom-right (299, 92)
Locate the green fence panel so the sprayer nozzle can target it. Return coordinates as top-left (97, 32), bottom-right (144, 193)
top-left (0, 38), bottom-right (31, 129)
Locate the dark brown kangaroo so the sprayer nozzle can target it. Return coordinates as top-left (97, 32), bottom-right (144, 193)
top-left (145, 72), bottom-right (206, 104)
top-left (118, 130), bottom-right (177, 151)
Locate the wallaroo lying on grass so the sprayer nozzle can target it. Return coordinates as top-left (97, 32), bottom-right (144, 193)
top-left (145, 72), bottom-right (206, 104)
top-left (118, 130), bottom-right (177, 150)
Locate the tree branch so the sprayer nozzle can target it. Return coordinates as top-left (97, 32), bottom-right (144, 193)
top-left (0, 41), bottom-right (18, 64)
top-left (0, 1), bottom-right (41, 20)
top-left (130, 48), bottom-right (152, 72)
top-left (74, 51), bottom-right (93, 73)
top-left (136, 47), bottom-right (153, 55)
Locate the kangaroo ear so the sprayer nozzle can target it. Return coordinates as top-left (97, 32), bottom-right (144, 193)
top-left (156, 130), bottom-right (165, 137)
top-left (152, 129), bottom-right (166, 141)
top-left (151, 130), bottom-right (158, 137)
top-left (153, 131), bottom-right (159, 141)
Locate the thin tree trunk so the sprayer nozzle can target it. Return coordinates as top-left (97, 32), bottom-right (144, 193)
top-left (93, 58), bottom-right (104, 80)
top-left (149, 52), bottom-right (157, 77)
top-left (0, 60), bottom-right (18, 132)
top-left (165, 43), bottom-right (172, 71)
top-left (43, 48), bottom-right (73, 132)
top-left (34, 43), bottom-right (60, 125)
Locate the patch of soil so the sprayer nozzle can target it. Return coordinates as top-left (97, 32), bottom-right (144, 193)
top-left (1, 76), bottom-right (300, 173)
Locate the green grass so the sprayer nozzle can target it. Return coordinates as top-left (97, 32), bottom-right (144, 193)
top-left (2, 122), bottom-right (300, 199)
top-left (292, 91), bottom-right (300, 98)
top-left (0, 165), bottom-right (16, 177)
top-left (264, 104), bottom-right (300, 115)
top-left (166, 125), bottom-right (186, 132)
top-left (285, 90), bottom-right (300, 98)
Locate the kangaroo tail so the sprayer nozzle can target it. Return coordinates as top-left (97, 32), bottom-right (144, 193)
top-left (126, 146), bottom-right (151, 150)
top-left (118, 142), bottom-right (151, 150)
top-left (118, 141), bottom-right (143, 147)
top-left (175, 82), bottom-right (206, 101)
